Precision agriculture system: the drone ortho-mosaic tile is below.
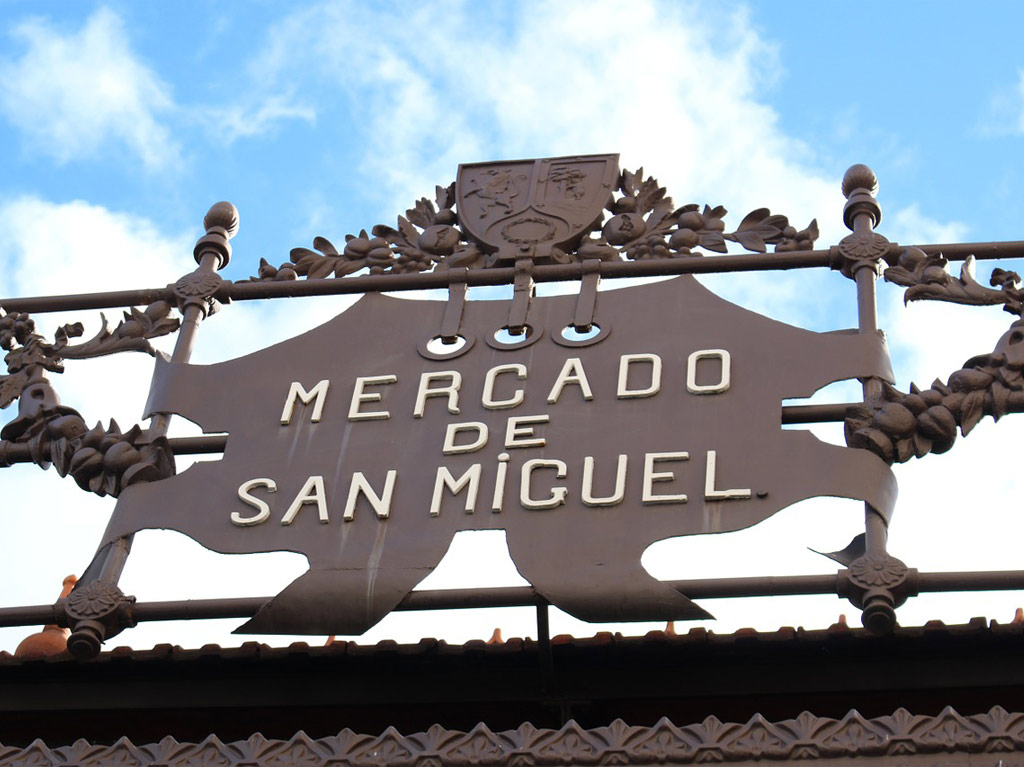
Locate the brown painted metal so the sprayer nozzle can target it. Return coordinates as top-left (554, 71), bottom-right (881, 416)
top-left (7, 242), bottom-right (1024, 316)
top-left (60, 203), bottom-right (239, 659)
top-left (836, 165), bottom-right (905, 634)
top-left (1, 248), bottom-right (1021, 324)
top-left (457, 155), bottom-right (620, 263)
top-left (0, 403), bottom-right (863, 465)
top-left (96, 275), bottom-right (895, 635)
top-left (8, 569), bottom-right (1024, 630)
top-left (0, 705), bottom-right (1019, 767)
top-left (5, 158), bottom-right (1024, 653)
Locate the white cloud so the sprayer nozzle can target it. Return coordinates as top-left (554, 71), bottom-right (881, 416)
top-left (885, 203), bottom-right (969, 247)
top-left (5, 1), bottom-right (1021, 651)
top-left (0, 195), bottom-right (370, 652)
top-left (0, 8), bottom-right (179, 169)
top-left (0, 196), bottom-right (190, 299)
top-left (0, 8), bottom-right (316, 170)
top-left (1018, 70), bottom-right (1024, 133)
top-left (248, 0), bottom-right (843, 328)
top-left (205, 94), bottom-right (316, 143)
top-left (983, 69), bottom-right (1024, 136)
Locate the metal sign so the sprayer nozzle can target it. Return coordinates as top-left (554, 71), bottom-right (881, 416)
top-left (4, 155), bottom-right (1024, 656)
top-left (105, 276), bottom-right (895, 634)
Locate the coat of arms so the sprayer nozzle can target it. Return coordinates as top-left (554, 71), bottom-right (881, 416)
top-left (457, 155), bottom-right (619, 262)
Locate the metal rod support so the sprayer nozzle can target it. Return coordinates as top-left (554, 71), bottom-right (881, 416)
top-left (4, 570), bottom-right (1024, 630)
top-left (0, 404), bottom-right (858, 464)
top-left (5, 241), bottom-right (1024, 315)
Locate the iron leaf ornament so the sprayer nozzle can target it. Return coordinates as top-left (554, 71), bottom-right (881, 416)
top-left (886, 247), bottom-right (1024, 314)
top-left (843, 246), bottom-right (1024, 465)
top-left (251, 156), bottom-right (820, 281)
top-left (0, 303), bottom-right (179, 494)
top-left (845, 319), bottom-right (1024, 464)
top-left (8, 157), bottom-right (1024, 647)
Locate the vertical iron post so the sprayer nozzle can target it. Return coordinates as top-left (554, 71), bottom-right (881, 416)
top-left (65, 203), bottom-right (238, 659)
top-left (839, 166), bottom-right (903, 633)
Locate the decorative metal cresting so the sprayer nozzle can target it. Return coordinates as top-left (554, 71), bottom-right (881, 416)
top-left (2, 155), bottom-right (1024, 660)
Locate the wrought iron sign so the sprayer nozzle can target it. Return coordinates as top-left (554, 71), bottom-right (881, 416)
top-left (3, 155), bottom-right (1024, 658)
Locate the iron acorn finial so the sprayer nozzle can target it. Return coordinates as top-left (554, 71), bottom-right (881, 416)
top-left (203, 201), bottom-right (240, 240)
top-left (841, 164), bottom-right (882, 231)
top-left (842, 164), bottom-right (878, 199)
top-left (194, 201), bottom-right (239, 269)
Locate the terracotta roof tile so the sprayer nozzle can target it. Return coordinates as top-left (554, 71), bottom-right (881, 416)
top-left (3, 618), bottom-right (1024, 667)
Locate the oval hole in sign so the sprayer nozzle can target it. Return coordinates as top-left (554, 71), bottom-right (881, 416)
top-left (553, 323), bottom-right (611, 348)
top-left (418, 334), bottom-right (474, 360)
top-left (486, 324), bottom-right (543, 350)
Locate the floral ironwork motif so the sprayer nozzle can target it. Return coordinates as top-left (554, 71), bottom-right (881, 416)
top-left (845, 315), bottom-right (1024, 464)
top-left (835, 231), bottom-right (892, 278)
top-left (2, 706), bottom-right (1023, 767)
top-left (251, 169), bottom-right (819, 281)
top-left (65, 581), bottom-right (129, 621)
top-left (886, 247), bottom-right (1024, 315)
top-left (848, 555), bottom-right (910, 589)
top-left (0, 304), bottom-right (179, 495)
top-left (1, 302), bottom-right (179, 408)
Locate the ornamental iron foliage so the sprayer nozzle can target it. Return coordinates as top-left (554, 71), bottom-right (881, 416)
top-left (5, 159), bottom-right (1024, 644)
top-left (886, 247), bottom-right (1024, 315)
top-left (1, 706), bottom-right (1022, 767)
top-left (251, 169), bottom-right (820, 281)
top-left (845, 248), bottom-right (1024, 465)
top-left (0, 303), bottom-right (179, 495)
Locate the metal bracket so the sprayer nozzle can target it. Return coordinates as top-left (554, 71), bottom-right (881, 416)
top-left (507, 259), bottom-right (535, 335)
top-left (572, 260), bottom-right (602, 332)
top-left (64, 576), bottom-right (137, 658)
top-left (440, 268), bottom-right (469, 343)
top-left (838, 554), bottom-right (919, 635)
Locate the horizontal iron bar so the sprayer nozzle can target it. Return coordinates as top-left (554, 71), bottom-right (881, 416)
top-left (0, 286), bottom-right (173, 314)
top-left (4, 570), bottom-right (1024, 630)
top-left (0, 404), bottom-right (856, 466)
top-left (165, 404), bottom-right (853, 454)
top-left (167, 435), bottom-right (228, 454)
top-left (5, 241), bottom-right (1024, 315)
top-left (780, 403), bottom-right (853, 424)
top-left (916, 241), bottom-right (1024, 263)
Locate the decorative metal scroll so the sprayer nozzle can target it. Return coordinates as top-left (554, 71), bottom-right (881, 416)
top-left (249, 154), bottom-right (819, 280)
top-left (0, 305), bottom-right (178, 494)
top-left (1, 705), bottom-right (1021, 767)
top-left (3, 154), bottom-right (1024, 656)
top-left (845, 250), bottom-right (1024, 464)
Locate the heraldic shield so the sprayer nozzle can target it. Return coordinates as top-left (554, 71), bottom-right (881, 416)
top-left (457, 155), bottom-right (619, 262)
top-left (103, 276), bottom-right (897, 635)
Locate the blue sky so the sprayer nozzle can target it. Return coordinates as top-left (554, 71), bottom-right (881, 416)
top-left (2, 1), bottom-right (1024, 652)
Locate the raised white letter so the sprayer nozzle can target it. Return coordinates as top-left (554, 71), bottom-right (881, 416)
top-left (414, 371), bottom-right (462, 418)
top-left (504, 414), bottom-right (549, 449)
top-left (348, 375), bottom-right (397, 421)
top-left (442, 422), bottom-right (489, 455)
top-left (547, 358), bottom-right (593, 404)
top-left (429, 464), bottom-right (482, 517)
top-left (642, 452), bottom-right (689, 504)
top-left (617, 354), bottom-right (662, 399)
top-left (483, 364), bottom-right (527, 409)
top-left (687, 349), bottom-right (731, 394)
top-left (492, 452), bottom-right (510, 512)
top-left (520, 459), bottom-right (568, 510)
top-left (344, 471), bottom-right (397, 521)
top-left (281, 475), bottom-right (329, 525)
top-left (281, 380), bottom-right (330, 425)
top-left (704, 450), bottom-right (751, 500)
top-left (233, 478), bottom-right (276, 526)
top-left (582, 455), bottom-right (627, 506)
